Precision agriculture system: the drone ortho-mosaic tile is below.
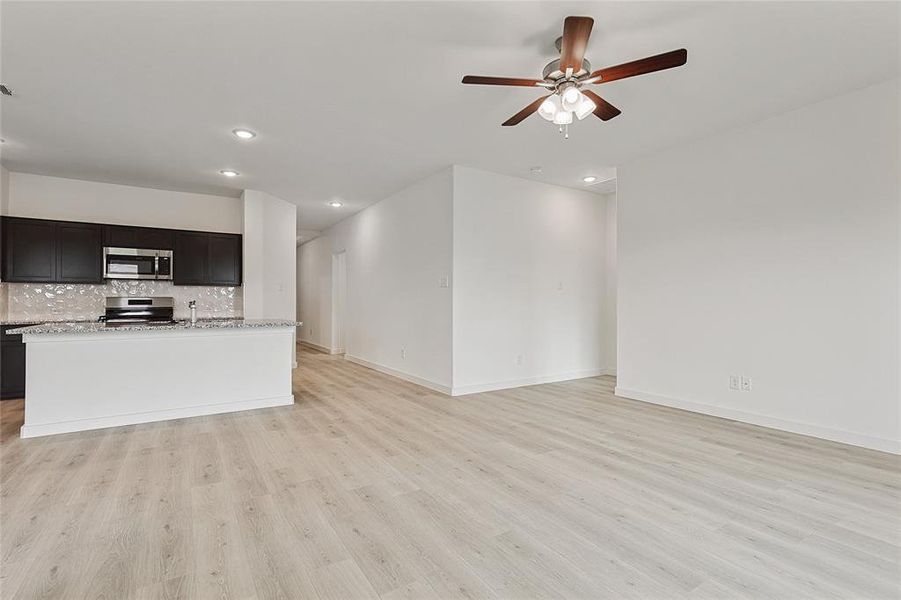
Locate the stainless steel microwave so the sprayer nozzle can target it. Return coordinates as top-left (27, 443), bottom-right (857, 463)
top-left (103, 247), bottom-right (173, 280)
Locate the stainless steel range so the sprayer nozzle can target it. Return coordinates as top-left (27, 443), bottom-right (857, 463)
top-left (101, 297), bottom-right (176, 326)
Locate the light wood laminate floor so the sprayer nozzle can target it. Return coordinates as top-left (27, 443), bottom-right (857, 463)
top-left (1, 346), bottom-right (899, 599)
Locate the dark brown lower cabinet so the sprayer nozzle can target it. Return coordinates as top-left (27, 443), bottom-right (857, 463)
top-left (1, 325), bottom-right (28, 400)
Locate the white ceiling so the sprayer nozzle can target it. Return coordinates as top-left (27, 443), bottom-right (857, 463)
top-left (1, 2), bottom-right (897, 231)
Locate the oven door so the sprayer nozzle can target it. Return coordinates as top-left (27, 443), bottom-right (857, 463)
top-left (103, 247), bottom-right (160, 280)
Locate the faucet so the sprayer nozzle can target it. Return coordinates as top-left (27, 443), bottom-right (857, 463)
top-left (188, 300), bottom-right (197, 324)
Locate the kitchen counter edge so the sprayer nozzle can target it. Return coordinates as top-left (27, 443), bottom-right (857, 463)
top-left (9, 319), bottom-right (302, 336)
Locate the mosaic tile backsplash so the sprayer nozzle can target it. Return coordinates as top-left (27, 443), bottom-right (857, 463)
top-left (1, 281), bottom-right (242, 322)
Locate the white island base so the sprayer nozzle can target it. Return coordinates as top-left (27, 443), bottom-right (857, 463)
top-left (19, 323), bottom-right (296, 438)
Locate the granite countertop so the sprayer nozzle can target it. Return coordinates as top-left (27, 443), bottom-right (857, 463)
top-left (9, 319), bottom-right (302, 336)
top-left (1, 319), bottom-right (95, 326)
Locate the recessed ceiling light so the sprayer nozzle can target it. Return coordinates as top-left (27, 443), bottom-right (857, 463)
top-left (232, 128), bottom-right (256, 140)
top-left (220, 169), bottom-right (239, 177)
top-left (582, 175), bottom-right (598, 183)
top-left (328, 201), bottom-right (343, 208)
top-left (530, 166), bottom-right (543, 176)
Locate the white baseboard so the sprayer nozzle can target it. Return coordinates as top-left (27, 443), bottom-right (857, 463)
top-left (300, 340), bottom-right (341, 355)
top-left (20, 395), bottom-right (295, 439)
top-left (614, 386), bottom-right (900, 455)
top-left (344, 355), bottom-right (452, 395)
top-left (452, 369), bottom-right (607, 396)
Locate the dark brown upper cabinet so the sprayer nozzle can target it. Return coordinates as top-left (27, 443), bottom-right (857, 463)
top-left (208, 233), bottom-right (242, 286)
top-left (56, 222), bottom-right (103, 282)
top-left (2, 217), bottom-right (102, 284)
top-left (173, 232), bottom-right (209, 285)
top-left (103, 224), bottom-right (174, 249)
top-left (2, 217), bottom-right (241, 286)
top-left (2, 218), bottom-right (57, 282)
top-left (174, 231), bottom-right (242, 286)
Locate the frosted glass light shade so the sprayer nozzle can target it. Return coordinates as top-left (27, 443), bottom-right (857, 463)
top-left (575, 96), bottom-right (597, 120)
top-left (561, 87), bottom-right (583, 112)
top-left (538, 97), bottom-right (558, 121)
top-left (553, 110), bottom-right (573, 125)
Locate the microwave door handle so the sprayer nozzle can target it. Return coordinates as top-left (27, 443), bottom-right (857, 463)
top-left (154, 255), bottom-right (160, 280)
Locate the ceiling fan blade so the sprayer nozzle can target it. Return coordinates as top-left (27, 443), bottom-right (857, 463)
top-left (587, 48), bottom-right (687, 84)
top-left (581, 90), bottom-right (621, 121)
top-left (502, 95), bottom-right (550, 126)
top-left (462, 75), bottom-right (546, 87)
top-left (559, 16), bottom-right (594, 74)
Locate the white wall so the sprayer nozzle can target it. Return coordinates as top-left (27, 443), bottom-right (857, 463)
top-left (299, 165), bottom-right (613, 395)
top-left (299, 168), bottom-right (454, 391)
top-left (242, 189), bottom-right (296, 320)
top-left (0, 165), bottom-right (9, 317)
top-left (5, 172), bottom-right (242, 232)
top-left (604, 192), bottom-right (617, 374)
top-left (617, 79), bottom-right (900, 453)
top-left (452, 166), bottom-right (609, 394)
top-left (0, 166), bottom-right (9, 216)
top-left (298, 235), bottom-right (332, 348)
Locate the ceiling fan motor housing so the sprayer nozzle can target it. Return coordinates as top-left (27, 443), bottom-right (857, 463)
top-left (542, 58), bottom-right (592, 83)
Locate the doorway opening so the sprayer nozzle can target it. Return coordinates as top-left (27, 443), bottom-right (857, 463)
top-left (331, 251), bottom-right (347, 355)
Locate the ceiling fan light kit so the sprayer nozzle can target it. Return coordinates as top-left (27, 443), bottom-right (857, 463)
top-left (462, 16), bottom-right (687, 138)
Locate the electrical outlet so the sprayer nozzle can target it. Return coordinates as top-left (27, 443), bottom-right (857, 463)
top-left (400, 348), bottom-right (406, 359)
top-left (741, 376), bottom-right (752, 392)
top-left (729, 375), bottom-right (740, 391)
top-left (439, 276), bottom-right (449, 288)
top-left (516, 354), bottom-right (524, 366)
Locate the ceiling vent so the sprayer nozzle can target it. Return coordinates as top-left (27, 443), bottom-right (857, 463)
top-left (0, 85), bottom-right (13, 96)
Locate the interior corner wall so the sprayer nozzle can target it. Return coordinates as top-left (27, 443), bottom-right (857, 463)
top-left (451, 166), bottom-right (609, 395)
top-left (0, 165), bottom-right (9, 319)
top-left (604, 192), bottom-right (617, 374)
top-left (241, 189), bottom-right (297, 321)
top-left (297, 234), bottom-right (332, 351)
top-left (616, 78), bottom-right (900, 453)
top-left (298, 168), bottom-right (454, 391)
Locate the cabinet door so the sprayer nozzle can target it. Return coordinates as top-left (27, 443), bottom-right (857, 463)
top-left (0, 341), bottom-right (26, 399)
top-left (57, 222), bottom-right (103, 283)
top-left (104, 225), bottom-right (174, 250)
top-left (136, 227), bottom-right (174, 250)
top-left (173, 232), bottom-right (209, 285)
top-left (2, 218), bottom-right (57, 282)
top-left (103, 224), bottom-right (139, 248)
top-left (208, 233), bottom-right (242, 286)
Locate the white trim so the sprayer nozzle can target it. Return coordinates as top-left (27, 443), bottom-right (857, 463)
top-left (452, 369), bottom-right (607, 396)
top-left (20, 395), bottom-right (295, 439)
top-left (344, 354), bottom-right (452, 395)
top-left (300, 340), bottom-right (341, 354)
top-left (614, 386), bottom-right (900, 455)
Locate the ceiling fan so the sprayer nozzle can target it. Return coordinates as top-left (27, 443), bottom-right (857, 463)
top-left (462, 16), bottom-right (687, 138)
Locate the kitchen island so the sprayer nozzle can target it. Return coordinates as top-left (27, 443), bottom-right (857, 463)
top-left (9, 319), bottom-right (300, 438)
